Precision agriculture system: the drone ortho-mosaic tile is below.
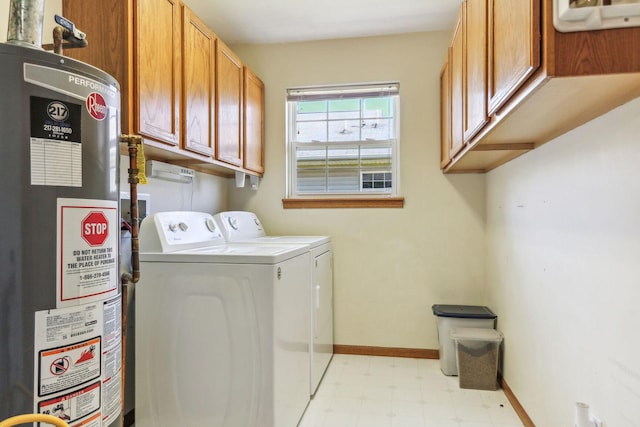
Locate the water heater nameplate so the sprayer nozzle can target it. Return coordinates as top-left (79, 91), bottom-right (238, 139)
top-left (30, 96), bottom-right (83, 186)
top-left (24, 63), bottom-right (120, 188)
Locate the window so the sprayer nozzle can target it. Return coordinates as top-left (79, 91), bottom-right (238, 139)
top-left (286, 83), bottom-right (400, 202)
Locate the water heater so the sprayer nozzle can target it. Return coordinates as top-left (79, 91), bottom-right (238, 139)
top-left (0, 21), bottom-right (123, 427)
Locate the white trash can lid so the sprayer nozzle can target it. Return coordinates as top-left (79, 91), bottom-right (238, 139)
top-left (450, 327), bottom-right (503, 342)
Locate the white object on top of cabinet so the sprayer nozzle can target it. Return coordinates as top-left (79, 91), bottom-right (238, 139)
top-left (554, 0), bottom-right (640, 32)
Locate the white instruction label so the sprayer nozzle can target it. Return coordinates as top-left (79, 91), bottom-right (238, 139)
top-left (34, 297), bottom-right (122, 426)
top-left (57, 198), bottom-right (118, 307)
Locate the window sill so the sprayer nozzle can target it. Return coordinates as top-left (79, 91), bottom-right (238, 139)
top-left (282, 197), bottom-right (404, 209)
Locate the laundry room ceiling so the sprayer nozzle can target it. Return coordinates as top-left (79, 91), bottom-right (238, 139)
top-left (182, 0), bottom-right (460, 45)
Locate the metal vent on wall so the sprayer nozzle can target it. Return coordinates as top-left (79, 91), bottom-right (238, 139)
top-left (146, 160), bottom-right (194, 184)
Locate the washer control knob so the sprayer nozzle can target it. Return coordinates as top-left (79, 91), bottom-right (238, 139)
top-left (168, 223), bottom-right (178, 232)
top-left (178, 222), bottom-right (188, 231)
top-left (205, 218), bottom-right (217, 232)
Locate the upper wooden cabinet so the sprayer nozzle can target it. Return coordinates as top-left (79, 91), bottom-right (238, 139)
top-left (62, 0), bottom-right (181, 147)
top-left (440, 58), bottom-right (452, 169)
top-left (464, 0), bottom-right (489, 141)
top-left (137, 0), bottom-right (182, 146)
top-left (243, 67), bottom-right (265, 174)
top-left (441, 0), bottom-right (489, 166)
top-left (487, 0), bottom-right (540, 116)
top-left (182, 6), bottom-right (216, 157)
top-left (449, 9), bottom-right (465, 160)
top-left (442, 0), bottom-right (640, 173)
top-left (216, 40), bottom-right (244, 168)
top-left (62, 0), bottom-right (266, 178)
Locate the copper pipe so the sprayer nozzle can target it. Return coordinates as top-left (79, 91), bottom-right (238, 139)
top-left (120, 134), bottom-right (142, 284)
top-left (42, 26), bottom-right (87, 54)
top-left (52, 26), bottom-right (63, 54)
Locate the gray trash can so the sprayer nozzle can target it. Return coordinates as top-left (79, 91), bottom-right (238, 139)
top-left (431, 304), bottom-right (497, 375)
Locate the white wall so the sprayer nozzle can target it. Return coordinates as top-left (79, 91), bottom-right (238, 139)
top-left (119, 156), bottom-right (228, 215)
top-left (486, 97), bottom-right (640, 426)
top-left (230, 32), bottom-right (488, 350)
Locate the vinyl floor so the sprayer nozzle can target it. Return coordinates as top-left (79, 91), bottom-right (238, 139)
top-left (298, 354), bottom-right (524, 427)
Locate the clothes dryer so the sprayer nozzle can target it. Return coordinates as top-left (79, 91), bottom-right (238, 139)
top-left (213, 211), bottom-right (333, 396)
top-left (136, 211), bottom-right (310, 427)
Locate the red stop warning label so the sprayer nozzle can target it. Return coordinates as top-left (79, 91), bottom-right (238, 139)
top-left (81, 211), bottom-right (109, 246)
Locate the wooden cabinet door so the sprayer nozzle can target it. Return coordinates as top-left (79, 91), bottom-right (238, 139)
top-left (450, 8), bottom-right (465, 158)
top-left (216, 41), bottom-right (243, 167)
top-left (136, 0), bottom-right (181, 146)
top-left (488, 0), bottom-right (540, 115)
top-left (464, 0), bottom-right (488, 141)
top-left (243, 68), bottom-right (265, 174)
top-left (182, 6), bottom-right (215, 156)
top-left (61, 0), bottom-right (134, 133)
top-left (440, 58), bottom-right (452, 169)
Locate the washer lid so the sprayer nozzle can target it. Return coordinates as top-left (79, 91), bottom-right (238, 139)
top-left (246, 235), bottom-right (330, 248)
top-left (213, 211), bottom-right (331, 247)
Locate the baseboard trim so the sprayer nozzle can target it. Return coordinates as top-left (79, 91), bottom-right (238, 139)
top-left (501, 379), bottom-right (535, 427)
top-left (334, 344), bottom-right (439, 359)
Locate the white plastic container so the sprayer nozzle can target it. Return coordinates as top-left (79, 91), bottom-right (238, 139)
top-left (432, 305), bottom-right (497, 375)
top-left (451, 327), bottom-right (504, 390)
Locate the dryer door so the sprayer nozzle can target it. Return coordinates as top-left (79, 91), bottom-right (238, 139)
top-left (311, 250), bottom-right (334, 395)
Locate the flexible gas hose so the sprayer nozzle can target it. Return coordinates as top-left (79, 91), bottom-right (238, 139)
top-left (0, 414), bottom-right (70, 427)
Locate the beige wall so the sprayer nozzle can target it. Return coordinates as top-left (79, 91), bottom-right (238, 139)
top-left (231, 32), bottom-right (488, 349)
top-left (0, 0), bottom-right (61, 43)
top-left (486, 97), bottom-right (640, 426)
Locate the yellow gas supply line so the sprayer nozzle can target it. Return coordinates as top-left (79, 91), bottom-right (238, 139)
top-left (0, 414), bottom-right (70, 427)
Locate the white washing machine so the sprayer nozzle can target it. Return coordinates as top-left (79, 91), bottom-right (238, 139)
top-left (136, 211), bottom-right (311, 427)
top-left (213, 211), bottom-right (333, 396)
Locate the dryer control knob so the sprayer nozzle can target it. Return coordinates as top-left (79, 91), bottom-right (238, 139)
top-left (168, 223), bottom-right (178, 232)
top-left (178, 222), bottom-right (188, 231)
top-left (228, 217), bottom-right (238, 230)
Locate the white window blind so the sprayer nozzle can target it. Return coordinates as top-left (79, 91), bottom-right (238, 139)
top-left (286, 82), bottom-right (400, 197)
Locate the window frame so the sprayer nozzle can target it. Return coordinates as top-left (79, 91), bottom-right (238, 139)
top-left (284, 82), bottom-right (403, 208)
